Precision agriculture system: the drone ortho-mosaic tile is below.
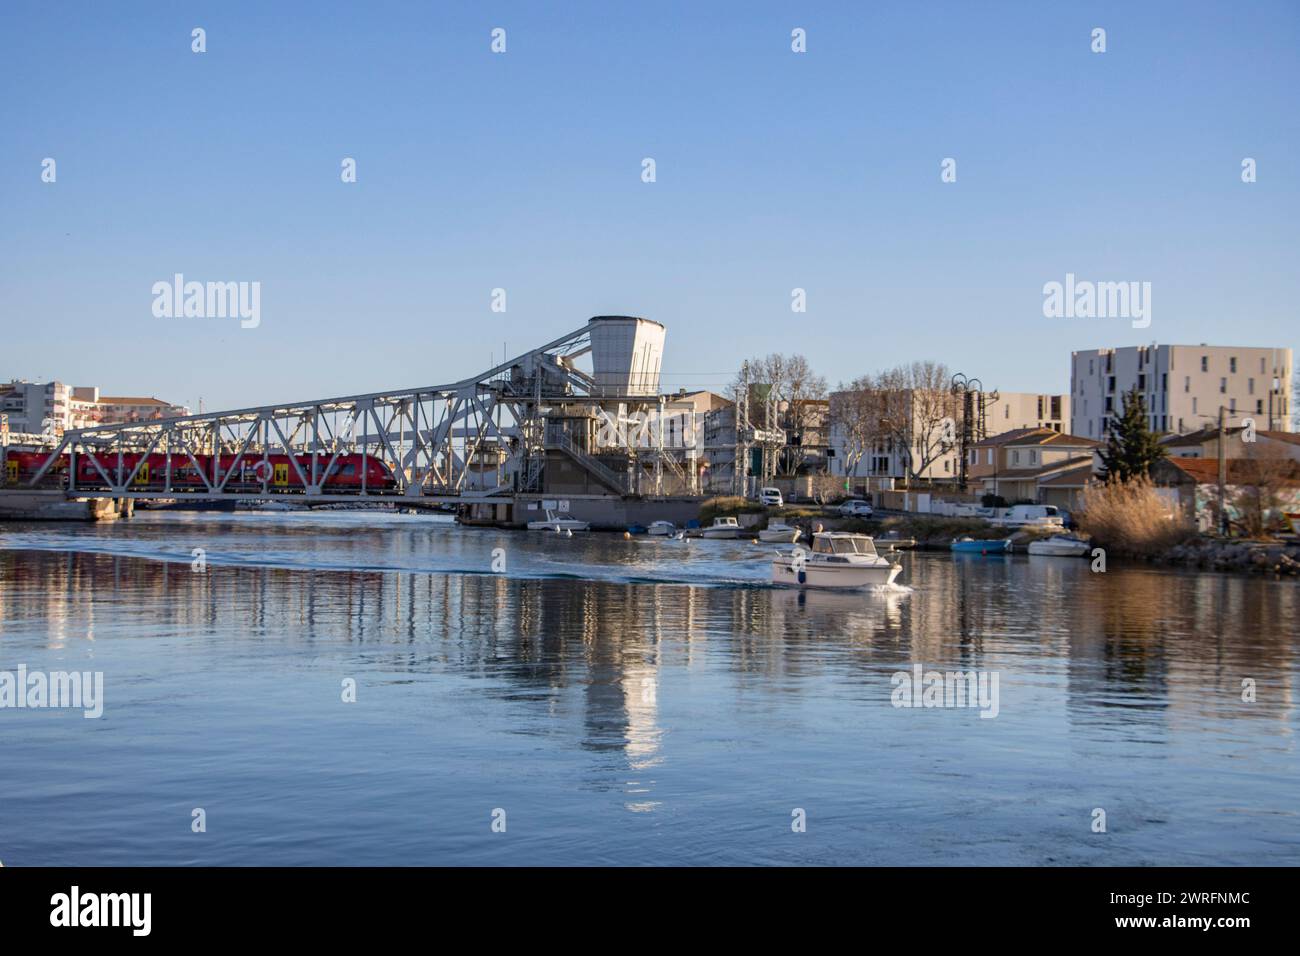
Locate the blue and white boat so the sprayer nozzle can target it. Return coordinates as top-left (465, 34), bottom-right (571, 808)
top-left (951, 536), bottom-right (1012, 554)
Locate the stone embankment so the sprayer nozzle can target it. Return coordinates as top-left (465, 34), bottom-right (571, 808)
top-left (1161, 538), bottom-right (1300, 576)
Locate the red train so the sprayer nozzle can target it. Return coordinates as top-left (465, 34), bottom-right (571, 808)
top-left (3, 450), bottom-right (398, 493)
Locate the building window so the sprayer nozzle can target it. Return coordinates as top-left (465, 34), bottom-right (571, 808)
top-left (987, 449), bottom-right (993, 465)
top-left (1107, 376), bottom-right (1116, 392)
top-left (1184, 376), bottom-right (1190, 393)
top-left (1089, 359), bottom-right (1094, 375)
top-left (1230, 356), bottom-right (1237, 373)
top-left (1230, 398), bottom-right (1236, 413)
top-left (1012, 451), bottom-right (1020, 465)
top-left (1161, 373), bottom-right (1167, 391)
top-left (1248, 378), bottom-right (1254, 395)
top-left (1256, 400), bottom-right (1264, 414)
top-left (1201, 356), bottom-right (1208, 372)
top-left (1220, 378), bottom-right (1227, 394)
top-left (1192, 397), bottom-right (1198, 414)
top-left (1138, 374), bottom-right (1146, 390)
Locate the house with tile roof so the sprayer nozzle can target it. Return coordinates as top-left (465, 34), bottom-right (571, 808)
top-left (967, 428), bottom-right (1101, 505)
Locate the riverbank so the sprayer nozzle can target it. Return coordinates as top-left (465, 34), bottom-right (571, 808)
top-left (1156, 537), bottom-right (1300, 575)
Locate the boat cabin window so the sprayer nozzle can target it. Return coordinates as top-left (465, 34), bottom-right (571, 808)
top-left (820, 536), bottom-right (878, 556)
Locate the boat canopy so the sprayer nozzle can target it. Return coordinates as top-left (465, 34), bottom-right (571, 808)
top-left (811, 533), bottom-right (878, 556)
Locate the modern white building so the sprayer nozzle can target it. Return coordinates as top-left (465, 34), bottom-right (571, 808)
top-left (0, 380), bottom-right (70, 434)
top-left (1070, 344), bottom-right (1293, 439)
top-left (981, 392), bottom-right (1070, 436)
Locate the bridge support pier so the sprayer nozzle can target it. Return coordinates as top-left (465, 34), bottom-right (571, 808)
top-left (0, 490), bottom-right (120, 522)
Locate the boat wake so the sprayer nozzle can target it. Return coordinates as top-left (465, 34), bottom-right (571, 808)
top-left (871, 582), bottom-right (914, 594)
top-left (0, 534), bottom-right (777, 591)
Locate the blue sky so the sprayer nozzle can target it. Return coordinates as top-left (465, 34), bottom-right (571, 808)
top-left (2, 0), bottom-right (1297, 412)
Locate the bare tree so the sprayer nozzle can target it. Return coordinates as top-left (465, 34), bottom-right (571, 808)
top-left (830, 375), bottom-right (888, 479)
top-left (1231, 439), bottom-right (1300, 537)
top-left (731, 353), bottom-right (829, 474)
top-left (876, 361), bottom-right (958, 486)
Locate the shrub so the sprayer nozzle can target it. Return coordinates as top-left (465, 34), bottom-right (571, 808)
top-left (1078, 477), bottom-right (1193, 556)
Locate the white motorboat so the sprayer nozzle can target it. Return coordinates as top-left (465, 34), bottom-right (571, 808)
top-left (758, 521), bottom-right (801, 543)
top-left (771, 532), bottom-right (903, 589)
top-left (701, 516), bottom-right (741, 539)
top-left (647, 520), bottom-right (676, 536)
top-left (526, 509), bottom-right (590, 532)
top-left (1026, 534), bottom-right (1091, 557)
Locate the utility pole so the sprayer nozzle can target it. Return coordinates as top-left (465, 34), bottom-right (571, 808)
top-left (735, 361), bottom-right (749, 497)
top-left (1217, 405), bottom-right (1227, 536)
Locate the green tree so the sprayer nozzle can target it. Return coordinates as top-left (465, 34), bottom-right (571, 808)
top-left (1099, 386), bottom-right (1166, 482)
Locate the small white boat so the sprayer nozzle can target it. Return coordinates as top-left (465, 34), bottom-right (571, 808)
top-left (758, 521), bottom-right (800, 543)
top-left (772, 532), bottom-right (903, 589)
top-left (1027, 534), bottom-right (1091, 557)
top-left (701, 516), bottom-right (741, 539)
top-left (647, 520), bottom-right (676, 536)
top-left (527, 509), bottom-right (590, 533)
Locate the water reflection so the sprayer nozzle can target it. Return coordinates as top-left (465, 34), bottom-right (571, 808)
top-left (2, 532), bottom-right (1298, 865)
top-left (3, 548), bottom-right (1294, 745)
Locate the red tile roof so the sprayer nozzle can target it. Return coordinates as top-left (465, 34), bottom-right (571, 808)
top-left (1160, 457), bottom-right (1300, 485)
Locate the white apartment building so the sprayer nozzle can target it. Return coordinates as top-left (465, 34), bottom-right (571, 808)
top-left (1070, 345), bottom-right (1292, 439)
top-left (1, 380), bottom-right (190, 437)
top-left (980, 392), bottom-right (1070, 436)
top-left (0, 380), bottom-right (70, 434)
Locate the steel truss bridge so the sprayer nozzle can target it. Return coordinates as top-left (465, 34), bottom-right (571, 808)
top-left (20, 319), bottom-right (701, 503)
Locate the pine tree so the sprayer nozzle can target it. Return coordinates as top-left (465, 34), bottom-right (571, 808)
top-left (1099, 386), bottom-right (1166, 482)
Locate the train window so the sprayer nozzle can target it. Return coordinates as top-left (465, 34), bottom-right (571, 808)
top-left (343, 463), bottom-right (356, 476)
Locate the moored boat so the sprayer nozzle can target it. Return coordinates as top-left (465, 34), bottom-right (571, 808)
top-left (758, 521), bottom-right (800, 543)
top-left (527, 509), bottom-right (590, 532)
top-left (701, 516), bottom-right (741, 539)
top-left (951, 536), bottom-right (1012, 554)
top-left (771, 532), bottom-right (903, 589)
top-left (1026, 534), bottom-right (1090, 557)
top-left (647, 520), bottom-right (675, 536)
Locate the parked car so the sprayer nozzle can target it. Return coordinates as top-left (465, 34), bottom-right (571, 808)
top-left (759, 487), bottom-right (784, 507)
top-left (837, 499), bottom-right (874, 517)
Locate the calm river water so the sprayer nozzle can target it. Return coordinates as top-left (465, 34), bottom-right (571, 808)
top-left (1, 511), bottom-right (1297, 865)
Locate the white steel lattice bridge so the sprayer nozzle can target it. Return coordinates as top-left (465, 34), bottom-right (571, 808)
top-left (8, 316), bottom-right (704, 503)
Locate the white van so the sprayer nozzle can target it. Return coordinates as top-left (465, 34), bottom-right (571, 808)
top-left (992, 504), bottom-right (1064, 528)
top-left (759, 487), bottom-right (784, 507)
